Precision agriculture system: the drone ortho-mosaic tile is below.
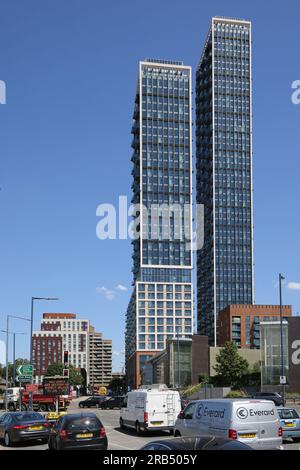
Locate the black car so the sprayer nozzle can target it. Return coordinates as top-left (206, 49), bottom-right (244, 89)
top-left (251, 392), bottom-right (284, 406)
top-left (48, 413), bottom-right (107, 450)
top-left (78, 396), bottom-right (108, 408)
top-left (140, 436), bottom-right (253, 451)
top-left (0, 411), bottom-right (50, 447)
top-left (99, 396), bottom-right (125, 410)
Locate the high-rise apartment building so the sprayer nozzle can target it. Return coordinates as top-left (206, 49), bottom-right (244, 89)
top-left (89, 327), bottom-right (112, 388)
top-left (126, 59), bottom-right (193, 389)
top-left (196, 17), bottom-right (254, 345)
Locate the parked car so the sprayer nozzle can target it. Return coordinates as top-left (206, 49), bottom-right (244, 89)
top-left (78, 396), bottom-right (108, 408)
top-left (251, 392), bottom-right (284, 406)
top-left (0, 411), bottom-right (51, 447)
top-left (277, 407), bottom-right (300, 442)
top-left (48, 413), bottom-right (107, 450)
top-left (140, 435), bottom-right (253, 450)
top-left (99, 396), bottom-right (125, 410)
top-left (120, 386), bottom-right (181, 434)
top-left (174, 399), bottom-right (283, 450)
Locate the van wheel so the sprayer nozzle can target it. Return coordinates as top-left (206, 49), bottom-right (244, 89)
top-left (21, 403), bottom-right (27, 411)
top-left (135, 421), bottom-right (142, 435)
top-left (174, 430), bottom-right (181, 437)
top-left (119, 418), bottom-right (125, 430)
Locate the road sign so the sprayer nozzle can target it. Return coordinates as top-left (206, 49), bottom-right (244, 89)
top-left (17, 364), bottom-right (33, 376)
top-left (280, 376), bottom-right (287, 385)
top-left (16, 375), bottom-right (32, 383)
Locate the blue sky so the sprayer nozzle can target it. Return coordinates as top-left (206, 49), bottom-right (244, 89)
top-left (0, 0), bottom-right (299, 370)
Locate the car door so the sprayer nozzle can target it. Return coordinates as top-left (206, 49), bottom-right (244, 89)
top-left (180, 402), bottom-right (198, 436)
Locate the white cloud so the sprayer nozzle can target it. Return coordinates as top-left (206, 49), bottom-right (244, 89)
top-left (116, 284), bottom-right (128, 291)
top-left (287, 282), bottom-right (300, 291)
top-left (113, 351), bottom-right (120, 356)
top-left (96, 286), bottom-right (116, 300)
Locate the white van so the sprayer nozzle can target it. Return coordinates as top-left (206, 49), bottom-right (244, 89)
top-left (120, 385), bottom-right (181, 434)
top-left (174, 399), bottom-right (283, 450)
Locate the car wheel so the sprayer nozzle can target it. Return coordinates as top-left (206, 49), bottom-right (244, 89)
top-left (135, 421), bottom-right (142, 435)
top-left (4, 432), bottom-right (12, 447)
top-left (293, 437), bottom-right (300, 443)
top-left (169, 429), bottom-right (174, 435)
top-left (119, 418), bottom-right (125, 430)
top-left (174, 430), bottom-right (181, 437)
top-left (79, 403), bottom-right (84, 408)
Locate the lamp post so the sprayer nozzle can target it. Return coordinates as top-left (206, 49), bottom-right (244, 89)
top-left (30, 297), bottom-right (59, 363)
top-left (4, 315), bottom-right (30, 411)
top-left (279, 274), bottom-right (286, 406)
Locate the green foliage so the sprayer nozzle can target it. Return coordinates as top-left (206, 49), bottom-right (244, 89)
top-left (198, 373), bottom-right (210, 386)
top-left (181, 383), bottom-right (202, 398)
top-left (225, 390), bottom-right (245, 398)
top-left (214, 342), bottom-right (249, 388)
top-left (109, 376), bottom-right (125, 393)
top-left (46, 363), bottom-right (83, 386)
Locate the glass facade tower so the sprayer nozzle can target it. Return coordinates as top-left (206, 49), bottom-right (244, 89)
top-left (126, 59), bottom-right (193, 388)
top-left (196, 18), bottom-right (254, 345)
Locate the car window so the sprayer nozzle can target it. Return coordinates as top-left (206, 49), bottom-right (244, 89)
top-left (278, 409), bottom-right (299, 419)
top-left (13, 413), bottom-right (42, 422)
top-left (183, 402), bottom-right (196, 419)
top-left (66, 417), bottom-right (101, 431)
top-left (1, 414), bottom-right (12, 424)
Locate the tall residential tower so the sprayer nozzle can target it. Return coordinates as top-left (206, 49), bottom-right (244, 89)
top-left (126, 59), bottom-right (193, 389)
top-left (196, 17), bottom-right (254, 345)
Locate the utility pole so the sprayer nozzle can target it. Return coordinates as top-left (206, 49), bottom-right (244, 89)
top-left (279, 273), bottom-right (285, 406)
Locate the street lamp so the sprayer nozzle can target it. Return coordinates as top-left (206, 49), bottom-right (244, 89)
top-left (0, 329), bottom-right (27, 386)
top-left (30, 297), bottom-right (59, 363)
top-left (279, 274), bottom-right (285, 406)
top-left (4, 315), bottom-right (30, 411)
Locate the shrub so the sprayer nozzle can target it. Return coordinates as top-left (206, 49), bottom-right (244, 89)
top-left (225, 390), bottom-right (245, 398)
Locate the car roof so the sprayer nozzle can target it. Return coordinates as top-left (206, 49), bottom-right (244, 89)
top-left (65, 413), bottom-right (99, 419)
top-left (186, 398), bottom-right (273, 404)
top-left (143, 436), bottom-right (251, 450)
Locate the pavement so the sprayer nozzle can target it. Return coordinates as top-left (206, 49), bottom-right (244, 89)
top-left (0, 397), bottom-right (300, 451)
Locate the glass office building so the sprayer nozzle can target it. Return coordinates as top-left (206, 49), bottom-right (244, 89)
top-left (126, 59), bottom-right (193, 388)
top-left (196, 17), bottom-right (254, 345)
top-left (260, 321), bottom-right (288, 386)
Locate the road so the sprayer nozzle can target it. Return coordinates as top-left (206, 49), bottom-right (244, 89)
top-left (0, 397), bottom-right (300, 450)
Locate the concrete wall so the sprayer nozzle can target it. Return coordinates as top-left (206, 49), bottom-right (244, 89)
top-left (209, 347), bottom-right (260, 376)
top-left (188, 387), bottom-right (231, 400)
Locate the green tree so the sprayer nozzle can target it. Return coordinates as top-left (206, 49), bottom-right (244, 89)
top-left (46, 363), bottom-right (83, 386)
top-left (214, 342), bottom-right (249, 388)
top-left (109, 376), bottom-right (125, 394)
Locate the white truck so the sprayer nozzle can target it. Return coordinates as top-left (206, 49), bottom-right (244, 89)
top-left (0, 387), bottom-right (22, 410)
top-left (120, 384), bottom-right (181, 434)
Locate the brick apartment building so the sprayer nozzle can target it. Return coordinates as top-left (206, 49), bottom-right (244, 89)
top-left (217, 304), bottom-right (292, 349)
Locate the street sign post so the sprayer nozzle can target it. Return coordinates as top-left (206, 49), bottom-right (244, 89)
top-left (280, 376), bottom-right (287, 385)
top-left (16, 375), bottom-right (32, 383)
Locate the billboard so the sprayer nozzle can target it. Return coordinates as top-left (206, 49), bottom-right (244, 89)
top-left (43, 376), bottom-right (69, 396)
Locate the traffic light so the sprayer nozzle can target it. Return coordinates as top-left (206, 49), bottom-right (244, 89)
top-left (63, 351), bottom-right (68, 365)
